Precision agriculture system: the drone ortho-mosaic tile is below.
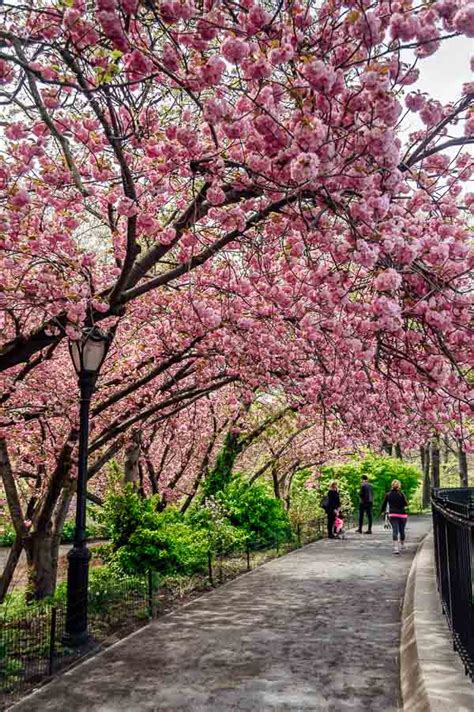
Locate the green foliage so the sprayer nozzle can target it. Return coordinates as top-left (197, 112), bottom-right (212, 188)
top-left (0, 638), bottom-right (23, 687)
top-left (319, 455), bottom-right (421, 513)
top-left (288, 469), bottom-right (324, 528)
top-left (98, 487), bottom-right (208, 576)
top-left (218, 476), bottom-right (292, 546)
top-left (88, 564), bottom-right (146, 615)
top-left (60, 520), bottom-right (101, 543)
top-left (186, 497), bottom-right (248, 554)
top-left (202, 432), bottom-right (241, 499)
top-left (97, 485), bottom-right (160, 549)
top-left (0, 524), bottom-right (16, 547)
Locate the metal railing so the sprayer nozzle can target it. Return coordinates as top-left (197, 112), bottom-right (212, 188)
top-left (431, 487), bottom-right (474, 681)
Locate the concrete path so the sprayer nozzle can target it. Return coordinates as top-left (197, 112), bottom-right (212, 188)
top-left (13, 517), bottom-right (431, 712)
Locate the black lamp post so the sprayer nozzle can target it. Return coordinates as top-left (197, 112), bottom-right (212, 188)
top-left (63, 326), bottom-right (110, 646)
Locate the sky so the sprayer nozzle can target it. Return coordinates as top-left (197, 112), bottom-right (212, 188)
top-left (412, 36), bottom-right (472, 104)
top-left (401, 35), bottom-right (473, 140)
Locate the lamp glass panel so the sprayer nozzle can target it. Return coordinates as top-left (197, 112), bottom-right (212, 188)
top-left (70, 341), bottom-right (82, 375)
top-left (82, 337), bottom-right (106, 372)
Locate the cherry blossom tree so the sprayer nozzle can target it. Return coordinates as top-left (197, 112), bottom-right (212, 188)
top-left (0, 0), bottom-right (473, 599)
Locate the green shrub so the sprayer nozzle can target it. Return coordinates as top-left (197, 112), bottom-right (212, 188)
top-left (319, 455), bottom-right (421, 514)
top-left (99, 488), bottom-right (209, 576)
top-left (218, 476), bottom-right (292, 546)
top-left (87, 564), bottom-right (146, 614)
top-left (0, 524), bottom-right (16, 547)
top-left (0, 639), bottom-right (23, 688)
top-left (288, 469), bottom-right (326, 528)
top-left (186, 497), bottom-right (248, 554)
top-left (97, 486), bottom-right (161, 550)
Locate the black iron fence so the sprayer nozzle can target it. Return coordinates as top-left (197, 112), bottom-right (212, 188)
top-left (1, 516), bottom-right (341, 708)
top-left (431, 487), bottom-right (474, 681)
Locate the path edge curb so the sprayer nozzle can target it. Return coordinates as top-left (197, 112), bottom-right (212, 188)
top-left (400, 532), bottom-right (430, 712)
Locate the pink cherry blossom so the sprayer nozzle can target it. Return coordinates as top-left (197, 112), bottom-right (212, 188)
top-left (10, 188), bottom-right (30, 208)
top-left (453, 5), bottom-right (474, 36)
top-left (375, 269), bottom-right (403, 292)
top-left (290, 153), bottom-right (320, 183)
top-left (116, 197), bottom-right (138, 216)
top-left (221, 37), bottom-right (250, 64)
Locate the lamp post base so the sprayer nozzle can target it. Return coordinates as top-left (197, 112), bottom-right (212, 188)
top-left (62, 545), bottom-right (91, 647)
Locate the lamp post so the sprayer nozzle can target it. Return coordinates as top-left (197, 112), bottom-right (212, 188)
top-left (63, 326), bottom-right (110, 646)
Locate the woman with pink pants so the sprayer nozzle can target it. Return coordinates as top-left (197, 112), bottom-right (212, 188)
top-left (381, 480), bottom-right (409, 554)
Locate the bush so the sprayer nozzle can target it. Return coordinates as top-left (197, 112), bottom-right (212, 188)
top-left (98, 486), bottom-right (161, 550)
top-left (99, 488), bottom-right (209, 576)
top-left (318, 455), bottom-right (421, 514)
top-left (186, 497), bottom-right (248, 554)
top-left (0, 524), bottom-right (16, 547)
top-left (288, 469), bottom-right (326, 528)
top-left (218, 476), bottom-right (292, 546)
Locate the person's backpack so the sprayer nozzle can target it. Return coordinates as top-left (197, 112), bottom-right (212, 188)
top-left (321, 495), bottom-right (329, 512)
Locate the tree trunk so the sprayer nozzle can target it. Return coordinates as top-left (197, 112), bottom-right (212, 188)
top-left (422, 444), bottom-right (431, 509)
top-left (24, 530), bottom-right (56, 601)
top-left (50, 484), bottom-right (74, 589)
top-left (382, 441), bottom-right (393, 456)
top-left (0, 535), bottom-right (24, 602)
top-left (395, 443), bottom-right (402, 460)
top-left (138, 460), bottom-right (145, 497)
top-left (443, 435), bottom-right (450, 464)
top-left (272, 467), bottom-right (280, 499)
top-left (124, 429), bottom-right (142, 487)
top-left (144, 455), bottom-right (158, 494)
top-left (458, 439), bottom-right (468, 487)
top-left (431, 436), bottom-right (440, 489)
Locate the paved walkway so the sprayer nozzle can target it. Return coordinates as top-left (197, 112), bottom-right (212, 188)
top-left (14, 518), bottom-right (431, 712)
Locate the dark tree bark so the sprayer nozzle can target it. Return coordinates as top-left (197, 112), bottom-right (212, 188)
top-left (272, 467), bottom-right (280, 500)
top-left (458, 439), bottom-right (468, 487)
top-left (443, 435), bottom-right (450, 464)
top-left (395, 443), bottom-right (402, 460)
top-left (431, 436), bottom-right (440, 489)
top-left (50, 483), bottom-right (74, 587)
top-left (0, 535), bottom-right (24, 602)
top-left (382, 441), bottom-right (393, 456)
top-left (24, 530), bottom-right (56, 601)
top-left (124, 429), bottom-right (142, 487)
top-left (421, 444), bottom-right (431, 510)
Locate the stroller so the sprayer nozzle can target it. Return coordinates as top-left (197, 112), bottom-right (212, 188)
top-left (333, 509), bottom-right (346, 539)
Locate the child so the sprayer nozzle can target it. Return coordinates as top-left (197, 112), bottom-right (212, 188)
top-left (333, 510), bottom-right (345, 539)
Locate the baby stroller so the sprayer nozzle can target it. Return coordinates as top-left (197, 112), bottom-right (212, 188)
top-left (333, 510), bottom-right (346, 539)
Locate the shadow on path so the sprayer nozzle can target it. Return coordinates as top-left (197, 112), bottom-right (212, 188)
top-left (13, 517), bottom-right (431, 712)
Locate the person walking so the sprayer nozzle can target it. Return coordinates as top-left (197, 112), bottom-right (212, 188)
top-left (325, 482), bottom-right (341, 539)
top-left (381, 479), bottom-right (409, 554)
top-left (357, 474), bottom-right (373, 534)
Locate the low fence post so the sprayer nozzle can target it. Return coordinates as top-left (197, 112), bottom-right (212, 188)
top-left (246, 543), bottom-right (251, 571)
top-left (48, 606), bottom-right (57, 677)
top-left (297, 523), bottom-right (302, 548)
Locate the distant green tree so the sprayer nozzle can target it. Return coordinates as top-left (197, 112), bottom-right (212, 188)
top-left (319, 455), bottom-right (421, 514)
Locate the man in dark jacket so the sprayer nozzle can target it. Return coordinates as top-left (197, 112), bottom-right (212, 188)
top-left (326, 482), bottom-right (341, 539)
top-left (357, 475), bottom-right (373, 534)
